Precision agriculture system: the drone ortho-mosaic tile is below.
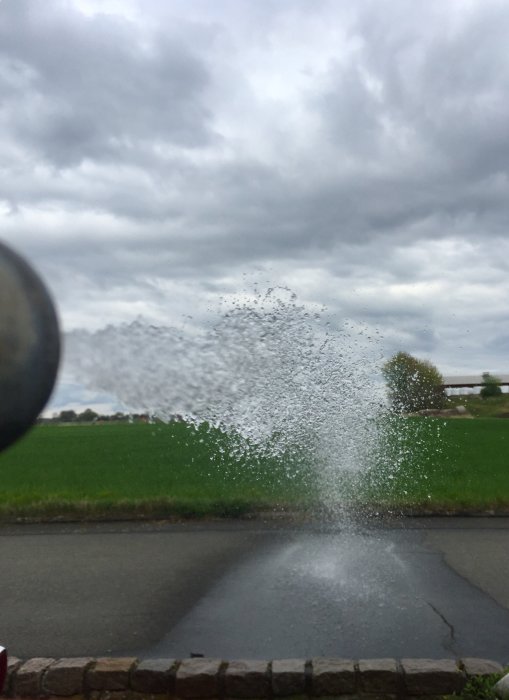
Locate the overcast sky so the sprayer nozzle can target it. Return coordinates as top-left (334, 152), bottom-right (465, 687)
top-left (2, 0), bottom-right (509, 413)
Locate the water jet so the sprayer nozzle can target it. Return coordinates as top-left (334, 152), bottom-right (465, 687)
top-left (66, 287), bottom-right (388, 520)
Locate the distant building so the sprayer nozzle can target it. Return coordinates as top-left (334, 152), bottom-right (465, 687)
top-left (441, 374), bottom-right (509, 395)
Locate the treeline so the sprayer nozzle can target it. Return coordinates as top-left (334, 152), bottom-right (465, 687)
top-left (38, 409), bottom-right (151, 424)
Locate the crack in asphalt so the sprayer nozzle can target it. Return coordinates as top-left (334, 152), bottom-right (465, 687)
top-left (427, 601), bottom-right (458, 654)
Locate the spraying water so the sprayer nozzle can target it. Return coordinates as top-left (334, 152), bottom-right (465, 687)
top-left (65, 286), bottom-right (430, 517)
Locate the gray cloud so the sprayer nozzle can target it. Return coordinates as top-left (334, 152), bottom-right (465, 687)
top-left (0, 0), bottom-right (213, 167)
top-left (1, 0), bottom-right (509, 405)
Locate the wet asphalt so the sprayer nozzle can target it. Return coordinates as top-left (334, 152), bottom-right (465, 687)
top-left (1, 518), bottom-right (509, 662)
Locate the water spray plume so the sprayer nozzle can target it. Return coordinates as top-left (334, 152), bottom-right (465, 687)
top-left (66, 286), bottom-right (426, 517)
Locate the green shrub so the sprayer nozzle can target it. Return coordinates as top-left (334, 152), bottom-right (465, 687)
top-left (480, 372), bottom-right (502, 398)
top-left (443, 671), bottom-right (505, 700)
top-left (383, 351), bottom-right (446, 413)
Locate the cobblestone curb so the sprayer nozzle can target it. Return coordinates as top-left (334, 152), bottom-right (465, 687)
top-left (0, 656), bottom-right (504, 699)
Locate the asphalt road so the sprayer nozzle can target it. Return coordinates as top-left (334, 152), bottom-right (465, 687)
top-left (1, 518), bottom-right (509, 662)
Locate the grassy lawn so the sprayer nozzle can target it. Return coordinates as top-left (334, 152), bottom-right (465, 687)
top-left (0, 422), bottom-right (316, 519)
top-left (0, 417), bottom-right (507, 519)
top-left (360, 417), bottom-right (509, 512)
top-left (447, 394), bottom-right (509, 418)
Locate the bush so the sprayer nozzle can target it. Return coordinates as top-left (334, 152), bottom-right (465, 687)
top-left (442, 671), bottom-right (505, 700)
top-left (383, 351), bottom-right (446, 413)
top-left (480, 372), bottom-right (502, 398)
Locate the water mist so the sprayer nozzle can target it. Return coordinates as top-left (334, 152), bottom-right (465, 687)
top-left (66, 287), bottom-right (395, 519)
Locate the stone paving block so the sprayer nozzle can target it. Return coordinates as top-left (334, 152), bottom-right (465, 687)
top-left (6, 655), bottom-right (22, 672)
top-left (130, 658), bottom-right (177, 694)
top-left (44, 657), bottom-right (94, 696)
top-left (271, 660), bottom-right (306, 697)
top-left (4, 655), bottom-right (498, 699)
top-left (87, 658), bottom-right (138, 691)
top-left (358, 658), bottom-right (399, 693)
top-left (5, 656), bottom-right (23, 694)
top-left (309, 695), bottom-right (358, 700)
top-left (175, 658), bottom-right (222, 698)
top-left (401, 658), bottom-right (465, 695)
top-left (224, 660), bottom-right (270, 698)
top-left (311, 658), bottom-right (356, 695)
top-left (462, 658), bottom-right (504, 677)
top-left (13, 657), bottom-right (56, 696)
top-left (89, 691), bottom-right (131, 700)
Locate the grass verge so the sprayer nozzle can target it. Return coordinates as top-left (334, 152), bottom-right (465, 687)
top-left (373, 417), bottom-right (509, 513)
top-left (0, 422), bottom-right (316, 521)
top-left (0, 418), bottom-right (508, 520)
top-left (447, 394), bottom-right (509, 418)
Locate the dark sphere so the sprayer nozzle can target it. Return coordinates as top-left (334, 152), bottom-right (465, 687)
top-left (0, 242), bottom-right (60, 451)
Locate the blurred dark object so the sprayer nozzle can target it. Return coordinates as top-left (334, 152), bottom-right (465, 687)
top-left (0, 646), bottom-right (6, 691)
top-left (0, 241), bottom-right (60, 451)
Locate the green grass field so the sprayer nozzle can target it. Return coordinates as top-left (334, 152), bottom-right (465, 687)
top-left (0, 422), bottom-right (316, 519)
top-left (0, 417), bottom-right (507, 519)
top-left (360, 417), bottom-right (509, 512)
top-left (447, 394), bottom-right (509, 418)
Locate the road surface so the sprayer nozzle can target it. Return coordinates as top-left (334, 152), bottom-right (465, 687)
top-left (1, 518), bottom-right (509, 661)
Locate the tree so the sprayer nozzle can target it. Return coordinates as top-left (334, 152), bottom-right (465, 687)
top-left (77, 408), bottom-right (99, 422)
top-left (480, 372), bottom-right (502, 398)
top-left (58, 409), bottom-right (77, 422)
top-left (382, 351), bottom-right (446, 413)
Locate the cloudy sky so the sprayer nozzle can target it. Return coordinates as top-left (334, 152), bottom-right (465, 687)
top-left (2, 0), bottom-right (509, 412)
